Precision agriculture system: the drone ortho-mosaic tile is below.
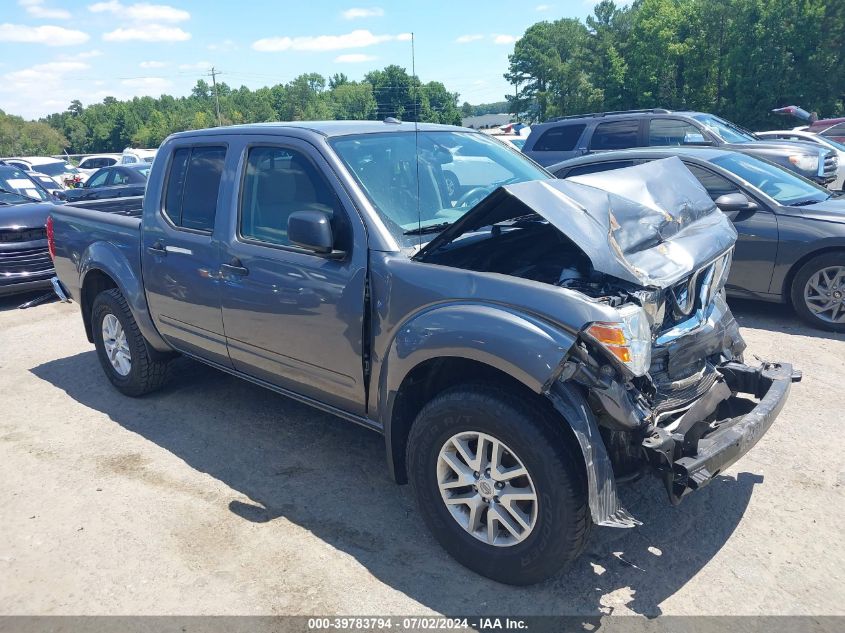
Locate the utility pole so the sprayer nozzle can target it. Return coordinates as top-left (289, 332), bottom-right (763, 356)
top-left (207, 66), bottom-right (222, 126)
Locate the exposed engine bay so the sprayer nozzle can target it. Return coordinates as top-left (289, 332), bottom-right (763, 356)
top-left (415, 159), bottom-right (800, 525)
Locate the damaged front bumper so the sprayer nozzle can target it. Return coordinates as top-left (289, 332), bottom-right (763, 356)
top-left (643, 360), bottom-right (801, 504)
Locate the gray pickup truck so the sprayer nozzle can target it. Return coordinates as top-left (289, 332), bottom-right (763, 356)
top-left (49, 121), bottom-right (799, 585)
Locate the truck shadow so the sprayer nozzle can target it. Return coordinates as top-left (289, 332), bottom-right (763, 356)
top-left (32, 352), bottom-right (761, 617)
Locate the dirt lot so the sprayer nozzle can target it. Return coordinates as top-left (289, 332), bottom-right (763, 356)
top-left (1, 291), bottom-right (844, 617)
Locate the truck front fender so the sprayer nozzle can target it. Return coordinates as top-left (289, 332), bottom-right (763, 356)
top-left (378, 302), bottom-right (577, 481)
top-left (79, 241), bottom-right (170, 352)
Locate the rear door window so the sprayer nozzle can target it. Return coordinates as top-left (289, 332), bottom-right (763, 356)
top-left (648, 119), bottom-right (705, 145)
top-left (590, 120), bottom-right (641, 150)
top-left (533, 124), bottom-right (586, 151)
top-left (163, 146), bottom-right (226, 232)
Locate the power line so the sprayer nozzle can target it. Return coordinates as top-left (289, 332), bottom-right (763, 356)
top-left (207, 66), bottom-right (223, 126)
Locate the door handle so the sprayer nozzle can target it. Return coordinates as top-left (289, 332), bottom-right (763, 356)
top-left (147, 242), bottom-right (167, 256)
top-left (221, 257), bottom-right (249, 276)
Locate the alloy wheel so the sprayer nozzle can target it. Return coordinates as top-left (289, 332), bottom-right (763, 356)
top-left (101, 313), bottom-right (131, 376)
top-left (437, 431), bottom-right (538, 547)
top-left (804, 265), bottom-right (845, 324)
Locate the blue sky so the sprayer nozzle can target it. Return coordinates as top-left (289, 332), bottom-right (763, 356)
top-left (0, 1), bottom-right (607, 120)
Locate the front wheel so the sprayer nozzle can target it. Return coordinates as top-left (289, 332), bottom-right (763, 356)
top-left (407, 385), bottom-right (590, 585)
top-left (790, 252), bottom-right (845, 332)
top-left (92, 288), bottom-right (171, 396)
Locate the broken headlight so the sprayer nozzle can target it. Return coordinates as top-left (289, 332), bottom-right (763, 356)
top-left (585, 304), bottom-right (652, 377)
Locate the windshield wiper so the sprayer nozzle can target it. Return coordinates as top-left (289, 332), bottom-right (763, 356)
top-left (404, 222), bottom-right (452, 235)
top-left (788, 199), bottom-right (824, 207)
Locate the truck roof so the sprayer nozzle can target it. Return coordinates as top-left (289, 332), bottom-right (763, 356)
top-left (167, 120), bottom-right (468, 140)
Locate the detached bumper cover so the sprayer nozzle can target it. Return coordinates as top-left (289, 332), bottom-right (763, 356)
top-left (645, 361), bottom-right (800, 503)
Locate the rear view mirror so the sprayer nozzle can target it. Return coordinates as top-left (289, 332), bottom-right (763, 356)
top-left (288, 210), bottom-right (344, 258)
top-left (715, 192), bottom-right (758, 212)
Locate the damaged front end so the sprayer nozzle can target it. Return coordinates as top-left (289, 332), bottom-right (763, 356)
top-left (415, 158), bottom-right (800, 528)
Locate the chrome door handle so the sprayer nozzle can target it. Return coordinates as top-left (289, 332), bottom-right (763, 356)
top-left (221, 258), bottom-right (248, 276)
top-left (147, 242), bottom-right (166, 256)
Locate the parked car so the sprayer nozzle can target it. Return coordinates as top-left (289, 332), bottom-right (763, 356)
top-left (5, 157), bottom-right (83, 189)
top-left (64, 164), bottom-right (149, 203)
top-left (551, 147), bottom-right (845, 331)
top-left (77, 154), bottom-right (121, 179)
top-left (49, 121), bottom-right (797, 585)
top-left (0, 163), bottom-right (56, 202)
top-left (756, 130), bottom-right (845, 190)
top-left (119, 148), bottom-right (157, 165)
top-left (0, 165), bottom-right (57, 296)
top-left (805, 117), bottom-right (845, 143)
top-left (521, 108), bottom-right (839, 185)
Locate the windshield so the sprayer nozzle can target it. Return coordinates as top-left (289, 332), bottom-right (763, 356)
top-left (692, 114), bottom-right (757, 144)
top-left (330, 131), bottom-right (549, 243)
top-left (37, 161), bottom-right (77, 177)
top-left (820, 136), bottom-right (845, 152)
top-left (0, 167), bottom-right (50, 202)
top-left (711, 152), bottom-right (830, 206)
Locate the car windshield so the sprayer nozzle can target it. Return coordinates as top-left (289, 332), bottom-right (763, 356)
top-left (0, 167), bottom-right (49, 202)
top-left (692, 114), bottom-right (757, 143)
top-left (37, 161), bottom-right (77, 177)
top-left (820, 136), bottom-right (845, 152)
top-left (711, 152), bottom-right (830, 206)
top-left (330, 130), bottom-right (549, 244)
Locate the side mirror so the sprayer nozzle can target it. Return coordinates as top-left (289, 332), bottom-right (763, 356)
top-left (287, 210), bottom-right (344, 258)
top-left (682, 133), bottom-right (714, 146)
top-left (53, 191), bottom-right (67, 201)
top-left (715, 192), bottom-right (758, 212)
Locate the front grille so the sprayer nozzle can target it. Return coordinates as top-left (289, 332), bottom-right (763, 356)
top-left (0, 228), bottom-right (47, 243)
top-left (823, 151), bottom-right (837, 178)
top-left (0, 246), bottom-right (53, 277)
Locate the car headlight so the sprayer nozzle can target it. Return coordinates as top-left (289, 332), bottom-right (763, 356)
top-left (584, 304), bottom-right (652, 377)
top-left (788, 154), bottom-right (819, 172)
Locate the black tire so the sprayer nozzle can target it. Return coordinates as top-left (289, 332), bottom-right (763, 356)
top-left (790, 251), bottom-right (845, 332)
top-left (407, 384), bottom-right (590, 585)
top-left (91, 288), bottom-right (171, 396)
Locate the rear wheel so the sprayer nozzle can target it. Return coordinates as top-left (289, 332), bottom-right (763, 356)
top-left (790, 252), bottom-right (845, 332)
top-left (407, 385), bottom-right (590, 585)
top-left (92, 288), bottom-right (171, 396)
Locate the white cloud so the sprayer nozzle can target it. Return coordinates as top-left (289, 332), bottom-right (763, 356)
top-left (74, 49), bottom-right (103, 59)
top-left (104, 24), bottom-right (191, 42)
top-left (207, 39), bottom-right (237, 52)
top-left (19, 0), bottom-right (71, 20)
top-left (88, 1), bottom-right (189, 22)
top-left (139, 60), bottom-right (168, 68)
top-left (493, 34), bottom-right (516, 45)
top-left (535, 4), bottom-right (552, 10)
top-left (0, 23), bottom-right (89, 46)
top-left (178, 60), bottom-right (210, 70)
top-left (5, 61), bottom-right (90, 84)
top-left (342, 7), bottom-right (384, 20)
top-left (455, 34), bottom-right (483, 44)
top-left (252, 29), bottom-right (410, 52)
top-left (334, 53), bottom-right (377, 63)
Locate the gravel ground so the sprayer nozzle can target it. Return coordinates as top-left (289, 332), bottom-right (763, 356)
top-left (1, 292), bottom-right (844, 617)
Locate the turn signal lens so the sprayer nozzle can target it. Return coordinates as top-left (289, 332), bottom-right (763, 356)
top-left (584, 304), bottom-right (652, 376)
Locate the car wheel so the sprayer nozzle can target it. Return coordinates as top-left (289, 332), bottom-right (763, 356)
top-left (790, 252), bottom-right (845, 332)
top-left (407, 384), bottom-right (590, 585)
top-left (92, 288), bottom-right (171, 396)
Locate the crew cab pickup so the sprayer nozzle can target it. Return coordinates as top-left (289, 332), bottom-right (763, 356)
top-left (49, 121), bottom-right (799, 585)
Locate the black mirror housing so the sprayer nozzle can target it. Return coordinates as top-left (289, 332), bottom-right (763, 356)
top-left (715, 192), bottom-right (758, 212)
top-left (288, 210), bottom-right (341, 256)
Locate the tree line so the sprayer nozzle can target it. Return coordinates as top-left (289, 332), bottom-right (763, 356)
top-left (505, 0), bottom-right (845, 129)
top-left (15, 65), bottom-right (461, 156)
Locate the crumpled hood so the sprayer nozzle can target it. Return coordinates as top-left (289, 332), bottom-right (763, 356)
top-left (418, 157), bottom-right (737, 288)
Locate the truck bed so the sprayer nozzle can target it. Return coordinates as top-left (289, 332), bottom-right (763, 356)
top-left (64, 195), bottom-right (144, 217)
